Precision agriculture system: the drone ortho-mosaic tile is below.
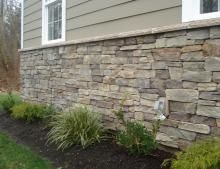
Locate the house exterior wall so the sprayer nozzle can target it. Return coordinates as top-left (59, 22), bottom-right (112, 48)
top-left (20, 24), bottom-right (220, 149)
top-left (23, 0), bottom-right (182, 48)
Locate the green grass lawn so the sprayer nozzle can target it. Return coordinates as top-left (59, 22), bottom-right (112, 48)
top-left (0, 132), bottom-right (53, 169)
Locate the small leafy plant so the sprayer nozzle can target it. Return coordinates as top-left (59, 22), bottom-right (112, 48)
top-left (117, 121), bottom-right (157, 155)
top-left (11, 102), bottom-right (56, 122)
top-left (114, 97), bottom-right (159, 155)
top-left (162, 138), bottom-right (220, 169)
top-left (0, 92), bottom-right (22, 112)
top-left (47, 106), bottom-right (104, 150)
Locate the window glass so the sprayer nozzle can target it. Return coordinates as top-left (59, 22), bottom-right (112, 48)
top-left (201, 0), bottom-right (219, 13)
top-left (47, 0), bottom-right (62, 41)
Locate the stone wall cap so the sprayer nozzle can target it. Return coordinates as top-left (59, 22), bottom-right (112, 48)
top-left (19, 18), bottom-right (220, 52)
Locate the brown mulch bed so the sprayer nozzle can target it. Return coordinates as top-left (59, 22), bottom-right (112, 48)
top-left (0, 111), bottom-right (172, 169)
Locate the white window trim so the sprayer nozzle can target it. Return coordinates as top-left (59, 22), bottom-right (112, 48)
top-left (182, 0), bottom-right (220, 22)
top-left (42, 0), bottom-right (66, 45)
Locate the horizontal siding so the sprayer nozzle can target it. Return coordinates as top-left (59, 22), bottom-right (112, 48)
top-left (24, 0), bottom-right (41, 17)
top-left (67, 0), bottom-right (91, 8)
top-left (24, 10), bottom-right (41, 24)
top-left (24, 37), bottom-right (41, 48)
top-left (24, 19), bottom-right (41, 32)
top-left (23, 0), bottom-right (42, 48)
top-left (66, 6), bottom-right (182, 41)
top-left (67, 0), bottom-right (133, 19)
top-left (23, 0), bottom-right (182, 48)
top-left (24, 28), bottom-right (41, 40)
top-left (24, 0), bottom-right (40, 9)
top-left (67, 0), bottom-right (181, 30)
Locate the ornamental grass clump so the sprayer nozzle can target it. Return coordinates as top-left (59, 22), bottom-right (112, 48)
top-left (11, 102), bottom-right (56, 123)
top-left (162, 138), bottom-right (220, 169)
top-left (0, 92), bottom-right (22, 112)
top-left (47, 106), bottom-right (104, 150)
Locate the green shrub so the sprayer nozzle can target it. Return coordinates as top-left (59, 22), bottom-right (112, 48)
top-left (117, 121), bottom-right (157, 155)
top-left (11, 102), bottom-right (56, 122)
top-left (114, 97), bottom-right (158, 155)
top-left (0, 92), bottom-right (22, 112)
top-left (47, 106), bottom-right (104, 150)
top-left (163, 138), bottom-right (220, 169)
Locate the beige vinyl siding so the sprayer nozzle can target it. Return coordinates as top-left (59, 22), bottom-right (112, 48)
top-left (23, 0), bottom-right (42, 48)
top-left (66, 6), bottom-right (181, 40)
top-left (23, 0), bottom-right (182, 48)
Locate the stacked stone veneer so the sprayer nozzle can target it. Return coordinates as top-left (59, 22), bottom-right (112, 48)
top-left (20, 25), bottom-right (220, 149)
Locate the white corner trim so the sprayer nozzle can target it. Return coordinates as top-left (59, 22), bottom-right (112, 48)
top-left (42, 0), bottom-right (66, 45)
top-left (21, 0), bottom-right (24, 49)
top-left (182, 0), bottom-right (220, 22)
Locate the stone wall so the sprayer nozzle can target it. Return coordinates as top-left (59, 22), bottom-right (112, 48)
top-left (20, 25), bottom-right (220, 149)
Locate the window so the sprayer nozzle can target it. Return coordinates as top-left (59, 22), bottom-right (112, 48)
top-left (182, 0), bottom-right (220, 22)
top-left (201, 0), bottom-right (219, 14)
top-left (42, 0), bottom-right (65, 45)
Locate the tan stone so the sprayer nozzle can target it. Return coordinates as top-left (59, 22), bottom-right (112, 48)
top-left (216, 119), bottom-right (220, 127)
top-left (134, 112), bottom-right (144, 121)
top-left (203, 39), bottom-right (220, 56)
top-left (140, 99), bottom-right (154, 107)
top-left (152, 48), bottom-right (181, 61)
top-left (198, 83), bottom-right (217, 91)
top-left (166, 89), bottom-right (199, 102)
top-left (181, 45), bottom-right (202, 53)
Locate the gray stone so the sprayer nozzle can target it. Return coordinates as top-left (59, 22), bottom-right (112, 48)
top-left (104, 39), bottom-right (124, 46)
top-left (120, 45), bottom-right (139, 51)
top-left (115, 78), bottom-right (129, 86)
top-left (133, 50), bottom-right (151, 57)
top-left (129, 79), bottom-right (150, 88)
top-left (200, 92), bottom-right (220, 101)
top-left (169, 112), bottom-right (191, 122)
top-left (166, 36), bottom-right (188, 47)
top-left (187, 29), bottom-right (209, 40)
top-left (166, 89), bottom-right (199, 102)
top-left (160, 126), bottom-right (196, 141)
top-left (179, 122), bottom-right (210, 134)
top-left (140, 43), bottom-right (155, 50)
top-left (210, 27), bottom-right (220, 39)
top-left (163, 30), bottom-right (187, 38)
top-left (140, 93), bottom-right (159, 100)
top-left (183, 71), bottom-right (211, 82)
top-left (183, 81), bottom-right (197, 89)
top-left (169, 67), bottom-right (183, 80)
top-left (170, 101), bottom-right (196, 114)
top-left (181, 52), bottom-right (205, 61)
top-left (152, 62), bottom-right (168, 70)
top-left (205, 57), bottom-right (220, 71)
top-left (190, 115), bottom-right (216, 127)
top-left (165, 80), bottom-right (182, 89)
top-left (155, 38), bottom-right (167, 48)
top-left (183, 62), bottom-right (204, 71)
top-left (197, 105), bottom-right (220, 118)
top-left (198, 100), bottom-right (216, 106)
top-left (213, 72), bottom-right (220, 82)
top-left (125, 37), bottom-right (137, 45)
top-left (136, 35), bottom-right (156, 44)
top-left (156, 70), bottom-right (170, 79)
